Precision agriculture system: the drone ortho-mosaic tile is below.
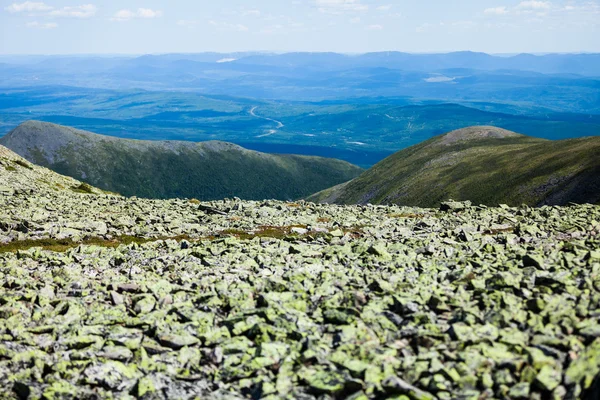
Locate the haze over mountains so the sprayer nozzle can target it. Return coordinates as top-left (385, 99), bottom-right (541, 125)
top-left (0, 121), bottom-right (362, 200)
top-left (1, 52), bottom-right (599, 113)
top-left (309, 127), bottom-right (600, 207)
top-left (3, 51), bottom-right (600, 75)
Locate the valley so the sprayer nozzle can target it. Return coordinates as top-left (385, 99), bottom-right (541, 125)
top-left (1, 86), bottom-right (599, 168)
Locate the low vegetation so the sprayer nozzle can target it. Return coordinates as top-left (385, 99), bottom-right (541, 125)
top-left (13, 159), bottom-right (33, 170)
top-left (309, 127), bottom-right (600, 207)
top-left (0, 121), bottom-right (363, 201)
top-left (70, 182), bottom-right (95, 194)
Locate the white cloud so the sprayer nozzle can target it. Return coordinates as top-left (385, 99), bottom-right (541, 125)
top-left (349, 16), bottom-right (361, 23)
top-left (137, 8), bottom-right (162, 18)
top-left (376, 5), bottom-right (392, 11)
top-left (49, 4), bottom-right (96, 18)
top-left (315, 0), bottom-right (368, 14)
top-left (5, 2), bottom-right (97, 18)
top-left (5, 1), bottom-right (52, 13)
top-left (112, 8), bottom-right (162, 22)
top-left (367, 24), bottom-right (383, 30)
top-left (517, 1), bottom-right (551, 9)
top-left (484, 6), bottom-right (509, 15)
top-left (560, 3), bottom-right (600, 13)
top-left (26, 20), bottom-right (58, 29)
top-left (112, 9), bottom-right (135, 21)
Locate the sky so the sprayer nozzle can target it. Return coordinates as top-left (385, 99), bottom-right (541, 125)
top-left (0, 0), bottom-right (599, 55)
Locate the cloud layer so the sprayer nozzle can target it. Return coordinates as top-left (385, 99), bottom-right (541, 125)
top-left (484, 6), bottom-right (509, 15)
top-left (50, 5), bottom-right (97, 18)
top-left (5, 2), bottom-right (52, 13)
top-left (111, 8), bottom-right (163, 22)
top-left (5, 2), bottom-right (97, 18)
top-left (315, 0), bottom-right (368, 14)
top-left (26, 20), bottom-right (57, 29)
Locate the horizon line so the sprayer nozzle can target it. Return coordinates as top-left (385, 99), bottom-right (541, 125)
top-left (1, 50), bottom-right (600, 57)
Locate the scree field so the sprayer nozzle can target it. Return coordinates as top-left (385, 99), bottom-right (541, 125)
top-left (1, 147), bottom-right (600, 399)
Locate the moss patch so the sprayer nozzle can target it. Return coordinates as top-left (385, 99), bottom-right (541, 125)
top-left (13, 159), bottom-right (33, 170)
top-left (70, 183), bottom-right (95, 194)
top-left (0, 235), bottom-right (194, 254)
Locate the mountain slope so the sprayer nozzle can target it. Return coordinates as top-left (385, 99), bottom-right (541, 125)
top-left (0, 121), bottom-right (363, 200)
top-left (0, 144), bottom-right (105, 197)
top-left (308, 126), bottom-right (600, 207)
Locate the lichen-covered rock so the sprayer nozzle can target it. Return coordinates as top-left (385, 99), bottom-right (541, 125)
top-left (1, 159), bottom-right (600, 399)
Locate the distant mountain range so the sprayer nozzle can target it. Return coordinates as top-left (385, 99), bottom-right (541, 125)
top-left (308, 127), bottom-right (600, 207)
top-left (1, 52), bottom-right (599, 114)
top-left (2, 51), bottom-right (600, 75)
top-left (0, 121), bottom-right (362, 200)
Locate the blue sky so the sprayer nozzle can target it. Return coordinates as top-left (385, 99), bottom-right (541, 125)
top-left (1, 0), bottom-right (599, 54)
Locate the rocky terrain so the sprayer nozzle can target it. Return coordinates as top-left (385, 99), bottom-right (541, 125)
top-left (308, 127), bottom-right (600, 207)
top-left (1, 145), bottom-right (600, 399)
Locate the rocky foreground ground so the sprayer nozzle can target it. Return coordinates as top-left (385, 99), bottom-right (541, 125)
top-left (1, 147), bottom-right (600, 399)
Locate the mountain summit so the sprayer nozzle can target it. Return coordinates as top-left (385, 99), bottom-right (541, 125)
top-left (308, 126), bottom-right (600, 207)
top-left (0, 121), bottom-right (362, 200)
top-left (436, 126), bottom-right (521, 145)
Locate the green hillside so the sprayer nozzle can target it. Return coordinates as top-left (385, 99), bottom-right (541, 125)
top-left (0, 121), bottom-right (362, 201)
top-left (308, 126), bottom-right (600, 207)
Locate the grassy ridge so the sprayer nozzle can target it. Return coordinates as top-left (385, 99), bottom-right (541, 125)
top-left (308, 127), bottom-right (600, 207)
top-left (0, 121), bottom-right (363, 201)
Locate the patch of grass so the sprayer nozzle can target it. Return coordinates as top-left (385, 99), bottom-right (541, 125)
top-left (70, 183), bottom-right (94, 194)
top-left (219, 224), bottom-right (364, 240)
top-left (13, 160), bottom-right (33, 170)
top-left (389, 213), bottom-right (425, 219)
top-left (482, 226), bottom-right (515, 235)
top-left (220, 225), bottom-right (313, 240)
top-left (4, 165), bottom-right (17, 172)
top-left (0, 234), bottom-right (195, 254)
top-left (189, 199), bottom-right (201, 204)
